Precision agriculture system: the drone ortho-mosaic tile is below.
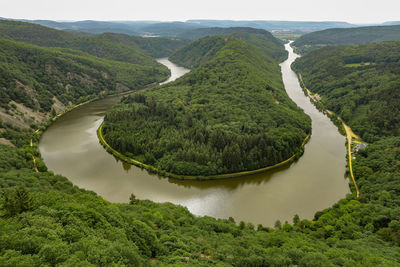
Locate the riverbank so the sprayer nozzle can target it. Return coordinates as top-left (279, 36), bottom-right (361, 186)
top-left (30, 83), bottom-right (159, 174)
top-left (40, 48), bottom-right (349, 226)
top-left (296, 73), bottom-right (360, 197)
top-left (97, 121), bottom-right (311, 181)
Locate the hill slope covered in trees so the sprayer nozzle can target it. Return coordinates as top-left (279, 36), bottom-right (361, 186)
top-left (102, 36), bottom-right (311, 177)
top-left (174, 27), bottom-right (287, 64)
top-left (1, 135), bottom-right (400, 265)
top-left (293, 25), bottom-right (400, 54)
top-left (0, 38), bottom-right (169, 127)
top-left (0, 20), bottom-right (188, 59)
top-left (1, 24), bottom-right (400, 266)
top-left (291, 41), bottom-right (400, 255)
top-left (292, 41), bottom-right (400, 142)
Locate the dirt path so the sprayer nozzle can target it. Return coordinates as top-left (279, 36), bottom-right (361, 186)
top-left (340, 119), bottom-right (360, 197)
top-left (30, 136), bottom-right (39, 173)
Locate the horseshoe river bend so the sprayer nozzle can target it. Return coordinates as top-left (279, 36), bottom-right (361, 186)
top-left (39, 43), bottom-right (350, 226)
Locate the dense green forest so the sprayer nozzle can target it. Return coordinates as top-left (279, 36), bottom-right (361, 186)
top-left (0, 20), bottom-right (178, 128)
top-left (292, 41), bottom-right (400, 142)
top-left (0, 20), bottom-right (188, 60)
top-left (292, 25), bottom-right (400, 54)
top-left (174, 27), bottom-right (288, 64)
top-left (0, 21), bottom-right (400, 265)
top-left (102, 36), bottom-right (311, 177)
top-left (99, 33), bottom-right (190, 58)
top-left (0, 38), bottom-right (169, 114)
top-left (1, 119), bottom-right (400, 265)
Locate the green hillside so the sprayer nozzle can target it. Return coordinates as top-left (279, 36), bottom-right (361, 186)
top-left (0, 38), bottom-right (168, 119)
top-left (0, 20), bottom-right (188, 61)
top-left (168, 36), bottom-right (228, 69)
top-left (97, 33), bottom-right (190, 58)
top-left (293, 25), bottom-right (400, 54)
top-left (175, 27), bottom-right (288, 63)
top-left (102, 36), bottom-right (310, 177)
top-left (0, 24), bottom-right (400, 266)
top-left (1, 136), bottom-right (400, 265)
top-left (292, 41), bottom-right (400, 142)
top-left (290, 41), bottom-right (400, 262)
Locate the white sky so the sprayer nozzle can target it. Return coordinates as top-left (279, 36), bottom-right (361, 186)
top-left (1, 0), bottom-right (399, 24)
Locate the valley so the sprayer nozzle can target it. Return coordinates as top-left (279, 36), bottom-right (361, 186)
top-left (38, 45), bottom-right (349, 227)
top-left (1, 17), bottom-right (400, 265)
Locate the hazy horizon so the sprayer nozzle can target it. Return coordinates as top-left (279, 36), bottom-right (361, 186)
top-left (1, 0), bottom-right (399, 25)
top-left (2, 18), bottom-right (398, 25)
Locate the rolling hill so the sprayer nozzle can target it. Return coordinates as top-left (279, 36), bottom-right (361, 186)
top-left (292, 41), bottom-right (400, 142)
top-left (3, 18), bottom-right (357, 35)
top-left (102, 36), bottom-right (310, 177)
top-left (172, 27), bottom-right (288, 66)
top-left (0, 20), bottom-right (400, 266)
top-left (0, 38), bottom-right (169, 128)
top-left (0, 20), bottom-right (188, 60)
top-left (293, 25), bottom-right (400, 54)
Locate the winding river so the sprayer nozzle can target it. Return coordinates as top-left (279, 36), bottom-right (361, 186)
top-left (39, 46), bottom-right (350, 226)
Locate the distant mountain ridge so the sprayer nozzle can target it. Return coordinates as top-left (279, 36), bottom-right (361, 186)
top-left (293, 25), bottom-right (400, 54)
top-left (1, 17), bottom-right (363, 36)
top-left (0, 20), bottom-right (188, 60)
top-left (186, 20), bottom-right (356, 32)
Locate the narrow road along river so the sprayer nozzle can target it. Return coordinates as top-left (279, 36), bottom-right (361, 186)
top-left (39, 48), bottom-right (350, 226)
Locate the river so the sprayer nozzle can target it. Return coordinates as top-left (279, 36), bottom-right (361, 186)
top-left (39, 47), bottom-right (350, 226)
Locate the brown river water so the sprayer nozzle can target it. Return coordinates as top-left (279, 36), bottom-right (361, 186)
top-left (39, 44), bottom-right (350, 226)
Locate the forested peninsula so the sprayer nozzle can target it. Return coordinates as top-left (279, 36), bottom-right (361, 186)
top-left (175, 27), bottom-right (288, 63)
top-left (101, 35), bottom-right (311, 177)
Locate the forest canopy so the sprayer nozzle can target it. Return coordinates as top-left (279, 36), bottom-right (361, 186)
top-left (292, 25), bottom-right (400, 54)
top-left (176, 27), bottom-right (288, 63)
top-left (102, 36), bottom-right (311, 176)
top-left (0, 38), bottom-right (169, 113)
top-left (292, 41), bottom-right (400, 142)
top-left (0, 22), bottom-right (400, 265)
top-left (0, 20), bottom-right (188, 60)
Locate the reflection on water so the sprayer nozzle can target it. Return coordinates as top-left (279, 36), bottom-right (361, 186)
top-left (39, 53), bottom-right (350, 227)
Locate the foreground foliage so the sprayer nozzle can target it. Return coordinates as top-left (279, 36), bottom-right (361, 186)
top-left (1, 135), bottom-right (400, 266)
top-left (102, 36), bottom-right (311, 176)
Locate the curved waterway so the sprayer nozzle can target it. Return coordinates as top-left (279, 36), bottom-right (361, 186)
top-left (39, 48), bottom-right (350, 226)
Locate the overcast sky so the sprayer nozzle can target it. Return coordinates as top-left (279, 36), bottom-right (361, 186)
top-left (1, 0), bottom-right (399, 24)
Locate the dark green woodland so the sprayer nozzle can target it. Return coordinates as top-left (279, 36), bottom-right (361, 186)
top-left (102, 35), bottom-right (311, 176)
top-left (293, 25), bottom-right (400, 54)
top-left (0, 20), bottom-right (400, 266)
top-left (292, 41), bottom-right (400, 142)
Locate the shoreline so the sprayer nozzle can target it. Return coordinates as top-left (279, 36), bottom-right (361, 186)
top-left (296, 72), bottom-right (361, 197)
top-left (97, 120), bottom-right (311, 181)
top-left (30, 82), bottom-right (160, 173)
